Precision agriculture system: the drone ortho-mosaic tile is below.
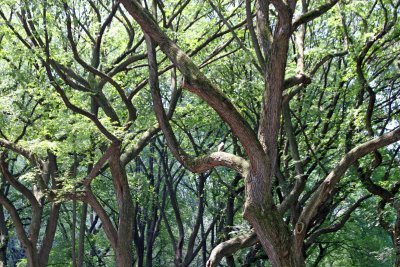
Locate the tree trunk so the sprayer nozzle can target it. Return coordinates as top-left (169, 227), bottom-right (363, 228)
top-left (115, 196), bottom-right (134, 267)
top-left (38, 203), bottom-right (61, 267)
top-left (244, 212), bottom-right (305, 267)
top-left (26, 244), bottom-right (40, 267)
top-left (135, 247), bottom-right (144, 267)
top-left (0, 205), bottom-right (7, 267)
top-left (394, 206), bottom-right (400, 267)
top-left (244, 170), bottom-right (305, 267)
top-left (77, 203), bottom-right (87, 267)
top-left (72, 198), bottom-right (77, 267)
top-left (145, 238), bottom-right (153, 267)
top-left (109, 147), bottom-right (134, 267)
top-left (224, 175), bottom-right (240, 267)
top-left (133, 204), bottom-right (145, 267)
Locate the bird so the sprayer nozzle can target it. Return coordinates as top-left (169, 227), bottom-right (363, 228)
top-left (217, 142), bottom-right (225, 152)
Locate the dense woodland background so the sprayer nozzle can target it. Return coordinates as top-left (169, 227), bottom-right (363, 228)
top-left (0, 0), bottom-right (399, 266)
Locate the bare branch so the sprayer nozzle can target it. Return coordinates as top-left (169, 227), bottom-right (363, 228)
top-left (187, 152), bottom-right (250, 174)
top-left (0, 156), bottom-right (40, 208)
top-left (0, 192), bottom-right (31, 248)
top-left (0, 138), bottom-right (44, 167)
top-left (44, 66), bottom-right (119, 142)
top-left (306, 195), bottom-right (371, 247)
top-left (246, 0), bottom-right (266, 71)
top-left (120, 125), bottom-right (160, 166)
top-left (299, 127), bottom-right (400, 232)
top-left (283, 73), bottom-right (311, 89)
top-left (207, 0), bottom-right (263, 73)
top-left (83, 143), bottom-right (119, 186)
top-left (293, 0), bottom-right (340, 31)
top-left (206, 232), bottom-right (258, 267)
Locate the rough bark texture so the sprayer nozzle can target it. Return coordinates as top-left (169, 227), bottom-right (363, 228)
top-left (207, 232), bottom-right (258, 267)
top-left (109, 146), bottom-right (134, 266)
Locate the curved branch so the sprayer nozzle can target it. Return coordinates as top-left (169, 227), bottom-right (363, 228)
top-left (186, 152), bottom-right (250, 174)
top-left (299, 127), bottom-right (400, 231)
top-left (206, 232), bottom-right (258, 267)
top-left (66, 190), bottom-right (118, 251)
top-left (305, 195), bottom-right (371, 247)
top-left (120, 0), bottom-right (266, 168)
top-left (44, 65), bottom-right (119, 142)
top-left (120, 125), bottom-right (160, 166)
top-left (120, 68), bottom-right (181, 166)
top-left (283, 50), bottom-right (348, 103)
top-left (145, 35), bottom-right (249, 176)
top-left (292, 0), bottom-right (339, 31)
top-left (0, 139), bottom-right (44, 167)
top-left (357, 165), bottom-right (392, 202)
top-left (83, 143), bottom-right (119, 186)
top-left (0, 156), bottom-right (40, 208)
top-left (283, 73), bottom-right (311, 89)
top-left (0, 192), bottom-right (31, 248)
top-left (64, 3), bottom-right (136, 125)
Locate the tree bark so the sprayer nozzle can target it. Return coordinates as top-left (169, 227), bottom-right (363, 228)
top-left (26, 244), bottom-right (40, 267)
top-left (38, 203), bottom-right (61, 267)
top-left (244, 203), bottom-right (305, 267)
top-left (394, 204), bottom-right (400, 267)
top-left (72, 199), bottom-right (77, 267)
top-left (77, 203), bottom-right (87, 267)
top-left (109, 146), bottom-right (134, 267)
top-left (0, 205), bottom-right (7, 267)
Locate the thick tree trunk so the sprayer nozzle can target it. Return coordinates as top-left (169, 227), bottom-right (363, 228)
top-left (26, 245), bottom-right (40, 267)
top-left (115, 195), bottom-right (134, 267)
top-left (244, 213), bottom-right (305, 267)
top-left (244, 170), bottom-right (305, 267)
top-left (115, 196), bottom-right (134, 267)
top-left (110, 147), bottom-right (134, 267)
top-left (38, 203), bottom-right (61, 267)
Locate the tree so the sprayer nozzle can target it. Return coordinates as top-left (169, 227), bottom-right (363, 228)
top-left (0, 0), bottom-right (399, 266)
top-left (120, 0), bottom-right (400, 266)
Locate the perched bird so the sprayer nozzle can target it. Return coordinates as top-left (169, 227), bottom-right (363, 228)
top-left (217, 142), bottom-right (225, 152)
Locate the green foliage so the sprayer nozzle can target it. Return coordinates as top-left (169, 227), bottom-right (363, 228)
top-left (0, 0), bottom-right (399, 266)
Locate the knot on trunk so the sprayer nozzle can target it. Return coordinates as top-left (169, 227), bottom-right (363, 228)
top-left (295, 222), bottom-right (305, 235)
